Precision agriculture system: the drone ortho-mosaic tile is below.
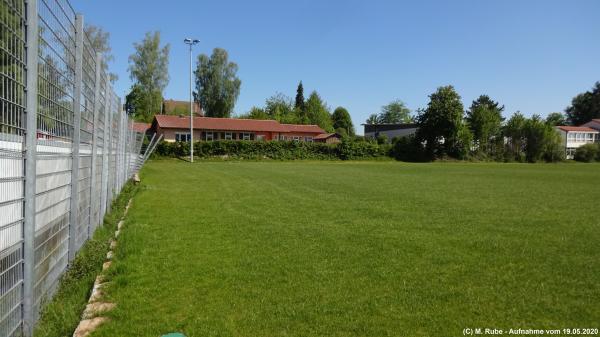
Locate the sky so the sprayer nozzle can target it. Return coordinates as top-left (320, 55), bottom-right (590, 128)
top-left (73, 0), bottom-right (600, 133)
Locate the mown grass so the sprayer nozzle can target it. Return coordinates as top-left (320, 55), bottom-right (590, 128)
top-left (34, 182), bottom-right (138, 337)
top-left (92, 160), bottom-right (599, 337)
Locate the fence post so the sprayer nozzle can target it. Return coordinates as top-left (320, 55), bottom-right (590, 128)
top-left (23, 0), bottom-right (39, 334)
top-left (89, 53), bottom-right (102, 234)
top-left (68, 14), bottom-right (84, 261)
top-left (116, 98), bottom-right (122, 190)
top-left (101, 81), bottom-right (110, 217)
top-left (125, 119), bottom-right (129, 180)
top-left (106, 90), bottom-right (113, 210)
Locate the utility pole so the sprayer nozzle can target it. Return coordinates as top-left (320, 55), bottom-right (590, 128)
top-left (184, 38), bottom-right (199, 162)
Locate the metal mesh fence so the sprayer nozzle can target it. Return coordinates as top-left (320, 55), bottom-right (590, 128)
top-left (1, 1), bottom-right (27, 336)
top-left (0, 0), bottom-right (147, 335)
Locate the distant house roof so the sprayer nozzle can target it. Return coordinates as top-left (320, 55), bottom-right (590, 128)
top-left (583, 119), bottom-right (600, 125)
top-left (281, 124), bottom-right (326, 133)
top-left (132, 122), bottom-right (151, 133)
top-left (153, 115), bottom-right (325, 134)
top-left (363, 123), bottom-right (418, 133)
top-left (556, 126), bottom-right (598, 132)
top-left (313, 133), bottom-right (340, 140)
top-left (162, 99), bottom-right (202, 115)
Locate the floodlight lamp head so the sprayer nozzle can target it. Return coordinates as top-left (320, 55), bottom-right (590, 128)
top-left (184, 38), bottom-right (199, 45)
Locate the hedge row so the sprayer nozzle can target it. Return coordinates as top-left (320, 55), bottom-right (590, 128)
top-left (154, 140), bottom-right (391, 160)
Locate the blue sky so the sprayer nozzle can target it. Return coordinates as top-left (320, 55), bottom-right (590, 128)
top-left (73, 0), bottom-right (600, 132)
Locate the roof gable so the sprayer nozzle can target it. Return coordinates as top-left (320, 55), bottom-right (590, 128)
top-left (131, 122), bottom-right (151, 133)
top-left (280, 124), bottom-right (325, 134)
top-left (314, 133), bottom-right (342, 140)
top-left (556, 126), bottom-right (598, 132)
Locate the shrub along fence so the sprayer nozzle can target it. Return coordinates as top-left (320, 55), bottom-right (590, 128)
top-left (155, 140), bottom-right (391, 160)
top-left (0, 1), bottom-right (148, 336)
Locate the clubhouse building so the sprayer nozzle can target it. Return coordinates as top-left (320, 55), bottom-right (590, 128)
top-left (150, 115), bottom-right (338, 143)
top-left (555, 124), bottom-right (600, 159)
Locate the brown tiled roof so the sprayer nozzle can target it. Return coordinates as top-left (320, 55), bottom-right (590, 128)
top-left (131, 122), bottom-right (150, 133)
top-left (313, 133), bottom-right (338, 140)
top-left (154, 115), bottom-right (326, 134)
top-left (281, 124), bottom-right (326, 133)
top-left (162, 99), bottom-right (202, 115)
top-left (556, 126), bottom-right (598, 132)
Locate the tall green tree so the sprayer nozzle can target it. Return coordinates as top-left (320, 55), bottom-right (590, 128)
top-left (566, 82), bottom-right (600, 125)
top-left (365, 100), bottom-right (412, 124)
top-left (366, 114), bottom-right (379, 124)
top-left (84, 24), bottom-right (117, 82)
top-left (466, 95), bottom-right (504, 155)
top-left (195, 48), bottom-right (241, 118)
top-left (503, 112), bottom-right (527, 161)
top-left (524, 115), bottom-right (564, 162)
top-left (125, 84), bottom-right (144, 116)
top-left (305, 91), bottom-right (334, 132)
top-left (379, 100), bottom-right (412, 123)
top-left (416, 86), bottom-right (468, 158)
top-left (265, 93), bottom-right (296, 123)
top-left (332, 107), bottom-right (355, 136)
top-left (238, 106), bottom-right (269, 120)
top-left (295, 81), bottom-right (305, 112)
top-left (545, 112), bottom-right (567, 126)
top-left (128, 31), bottom-right (170, 122)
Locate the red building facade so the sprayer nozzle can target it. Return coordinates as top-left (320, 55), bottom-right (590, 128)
top-left (151, 115), bottom-right (327, 142)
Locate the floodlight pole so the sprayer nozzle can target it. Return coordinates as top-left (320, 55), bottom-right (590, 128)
top-left (184, 38), bottom-right (199, 162)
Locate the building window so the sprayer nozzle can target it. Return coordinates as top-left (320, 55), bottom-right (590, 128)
top-left (256, 135), bottom-right (265, 141)
top-left (242, 133), bottom-right (251, 140)
top-left (568, 133), bottom-right (575, 141)
top-left (225, 132), bottom-right (232, 140)
top-left (280, 135), bottom-right (286, 141)
top-left (175, 133), bottom-right (191, 142)
top-left (292, 136), bottom-right (300, 141)
top-left (205, 132), bottom-right (214, 141)
top-left (305, 136), bottom-right (313, 142)
top-left (587, 133), bottom-right (594, 141)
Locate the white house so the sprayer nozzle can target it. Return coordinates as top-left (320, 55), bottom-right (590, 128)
top-left (555, 126), bottom-right (599, 159)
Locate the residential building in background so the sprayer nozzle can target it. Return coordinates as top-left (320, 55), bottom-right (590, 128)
top-left (555, 126), bottom-right (599, 159)
top-left (313, 133), bottom-right (342, 144)
top-left (132, 122), bottom-right (151, 137)
top-left (581, 119), bottom-right (600, 132)
top-left (363, 123), bottom-right (418, 141)
top-left (151, 115), bottom-right (326, 142)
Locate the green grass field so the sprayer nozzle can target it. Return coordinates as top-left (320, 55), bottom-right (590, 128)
top-left (93, 160), bottom-right (600, 337)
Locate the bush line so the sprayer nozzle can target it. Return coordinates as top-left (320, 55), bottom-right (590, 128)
top-left (154, 139), bottom-right (392, 160)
